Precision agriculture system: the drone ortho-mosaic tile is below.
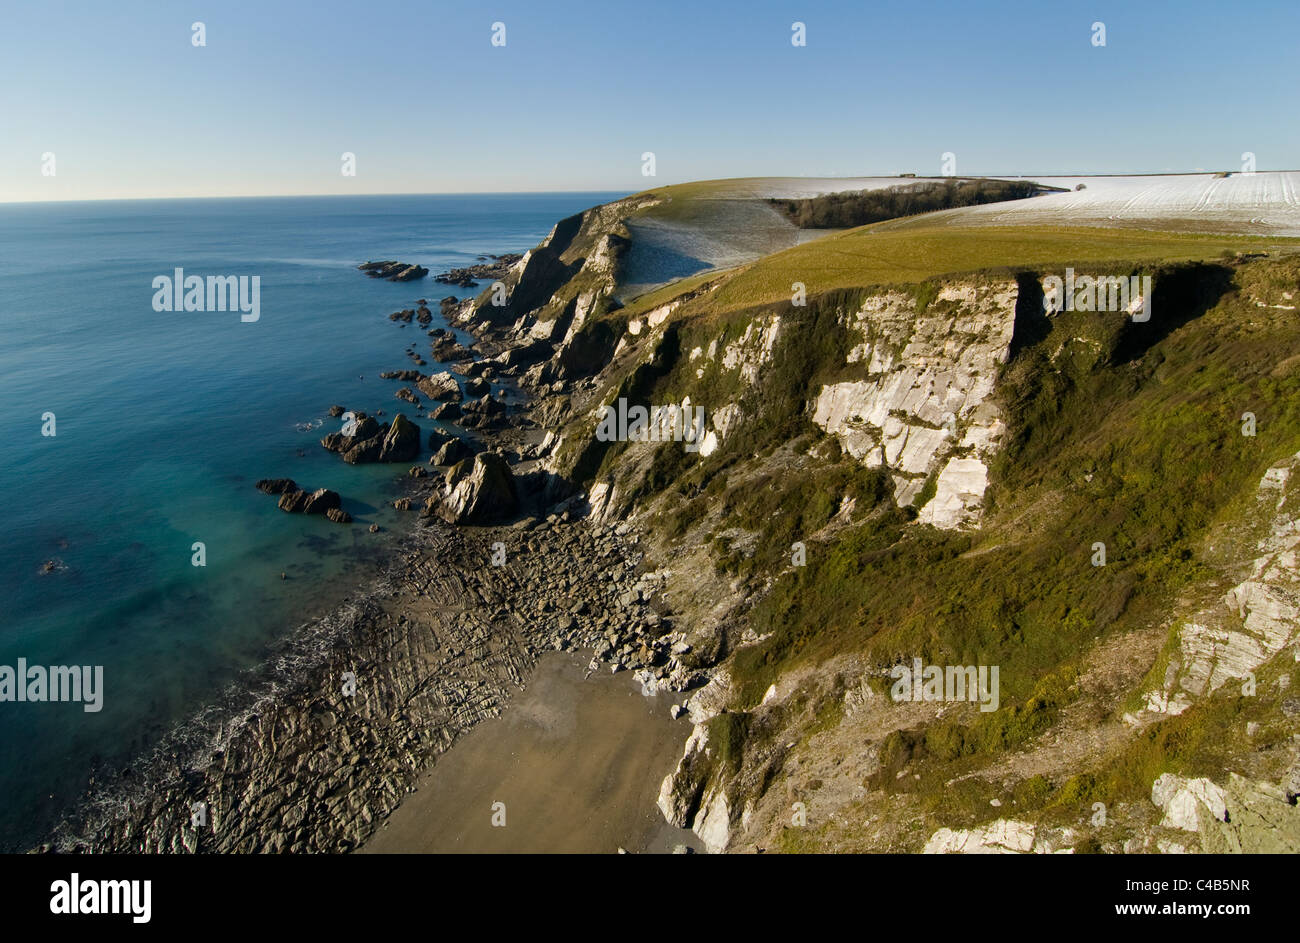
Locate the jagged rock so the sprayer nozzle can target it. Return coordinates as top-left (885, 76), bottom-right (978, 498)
top-left (433, 437), bottom-right (476, 467)
top-left (464, 393), bottom-right (505, 418)
top-left (328, 405), bottom-right (346, 417)
top-left (922, 820), bottom-right (1076, 854)
top-left (379, 370), bottom-right (423, 381)
top-left (408, 466), bottom-right (428, 479)
top-left (326, 507), bottom-right (352, 524)
top-left (302, 488), bottom-right (341, 514)
top-left (431, 452), bottom-right (519, 524)
top-left (376, 414), bottom-right (421, 463)
top-left (1151, 773), bottom-right (1228, 832)
top-left (431, 401), bottom-right (461, 421)
top-left (432, 335), bottom-right (473, 362)
top-left (322, 415), bottom-right (379, 454)
top-left (359, 260), bottom-right (428, 282)
top-left (395, 387), bottom-right (420, 405)
top-left (465, 376), bottom-right (491, 397)
top-left (417, 372), bottom-right (462, 402)
top-left (277, 488), bottom-right (341, 515)
top-left (277, 490), bottom-right (309, 512)
top-left (256, 478), bottom-right (298, 496)
top-left (393, 498), bottom-right (412, 511)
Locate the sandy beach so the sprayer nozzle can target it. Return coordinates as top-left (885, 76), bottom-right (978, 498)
top-left (363, 650), bottom-right (701, 854)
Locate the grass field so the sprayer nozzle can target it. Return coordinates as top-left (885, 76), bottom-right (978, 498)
top-left (621, 221), bottom-right (1300, 321)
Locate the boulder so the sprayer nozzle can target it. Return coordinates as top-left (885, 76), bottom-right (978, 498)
top-left (432, 401), bottom-right (461, 421)
top-left (465, 376), bottom-right (491, 397)
top-left (326, 507), bottom-right (352, 524)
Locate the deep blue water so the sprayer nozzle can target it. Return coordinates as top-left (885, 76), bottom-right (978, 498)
top-left (0, 192), bottom-right (623, 849)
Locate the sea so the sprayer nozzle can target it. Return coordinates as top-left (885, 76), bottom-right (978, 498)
top-left (0, 192), bottom-right (625, 850)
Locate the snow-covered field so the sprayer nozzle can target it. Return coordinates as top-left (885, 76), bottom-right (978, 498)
top-left (931, 172), bottom-right (1300, 236)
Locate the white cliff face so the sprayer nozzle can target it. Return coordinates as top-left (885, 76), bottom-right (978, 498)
top-left (923, 819), bottom-right (1076, 854)
top-left (1142, 450), bottom-right (1300, 717)
top-left (810, 282), bottom-right (1018, 526)
top-left (1151, 774), bottom-right (1228, 832)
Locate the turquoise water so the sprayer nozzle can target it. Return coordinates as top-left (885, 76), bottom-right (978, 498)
top-left (0, 192), bottom-right (622, 849)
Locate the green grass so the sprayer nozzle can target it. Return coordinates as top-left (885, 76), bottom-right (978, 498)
top-left (697, 224), bottom-right (1297, 316)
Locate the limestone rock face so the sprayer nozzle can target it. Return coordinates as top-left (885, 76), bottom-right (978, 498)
top-left (657, 724), bottom-right (710, 828)
top-left (1143, 450), bottom-right (1300, 716)
top-left (1151, 774), bottom-right (1227, 832)
top-left (918, 458), bottom-right (990, 529)
top-left (922, 819), bottom-right (1076, 855)
top-left (810, 281), bottom-right (1017, 523)
top-left (433, 452), bottom-right (519, 525)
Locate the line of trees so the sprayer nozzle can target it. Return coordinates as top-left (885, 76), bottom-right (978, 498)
top-left (771, 179), bottom-right (1046, 229)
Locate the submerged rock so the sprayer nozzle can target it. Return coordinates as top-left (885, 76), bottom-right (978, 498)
top-left (256, 478), bottom-right (298, 496)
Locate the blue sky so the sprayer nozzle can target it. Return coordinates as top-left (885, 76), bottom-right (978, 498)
top-left (1, 0), bottom-right (1296, 202)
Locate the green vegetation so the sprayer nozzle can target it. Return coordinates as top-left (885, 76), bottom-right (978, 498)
top-left (705, 257), bottom-right (1300, 727)
top-left (770, 179), bottom-right (1046, 229)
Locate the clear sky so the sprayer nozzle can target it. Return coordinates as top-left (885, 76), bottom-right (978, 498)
top-left (2, 0), bottom-right (1296, 202)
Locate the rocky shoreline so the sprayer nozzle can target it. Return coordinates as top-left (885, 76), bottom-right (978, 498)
top-left (42, 250), bottom-right (702, 854)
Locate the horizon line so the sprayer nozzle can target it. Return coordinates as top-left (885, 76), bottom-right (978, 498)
top-left (4, 169), bottom-right (1297, 207)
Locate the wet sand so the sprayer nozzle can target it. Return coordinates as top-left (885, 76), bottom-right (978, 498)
top-left (362, 651), bottom-right (701, 854)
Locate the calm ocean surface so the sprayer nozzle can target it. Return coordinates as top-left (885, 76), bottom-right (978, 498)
top-left (0, 192), bottom-right (623, 849)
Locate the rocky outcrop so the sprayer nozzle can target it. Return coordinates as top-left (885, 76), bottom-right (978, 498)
top-left (276, 487), bottom-right (342, 516)
top-left (359, 260), bottom-right (428, 282)
top-left (922, 819), bottom-right (1076, 854)
top-left (809, 282), bottom-right (1017, 523)
top-left (417, 372), bottom-right (462, 402)
top-left (256, 478), bottom-right (298, 496)
top-left (433, 437), bottom-right (476, 467)
top-left (321, 413), bottom-right (422, 465)
top-left (1141, 450), bottom-right (1300, 717)
top-left (431, 452), bottom-right (519, 525)
top-left (434, 254), bottom-right (523, 288)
